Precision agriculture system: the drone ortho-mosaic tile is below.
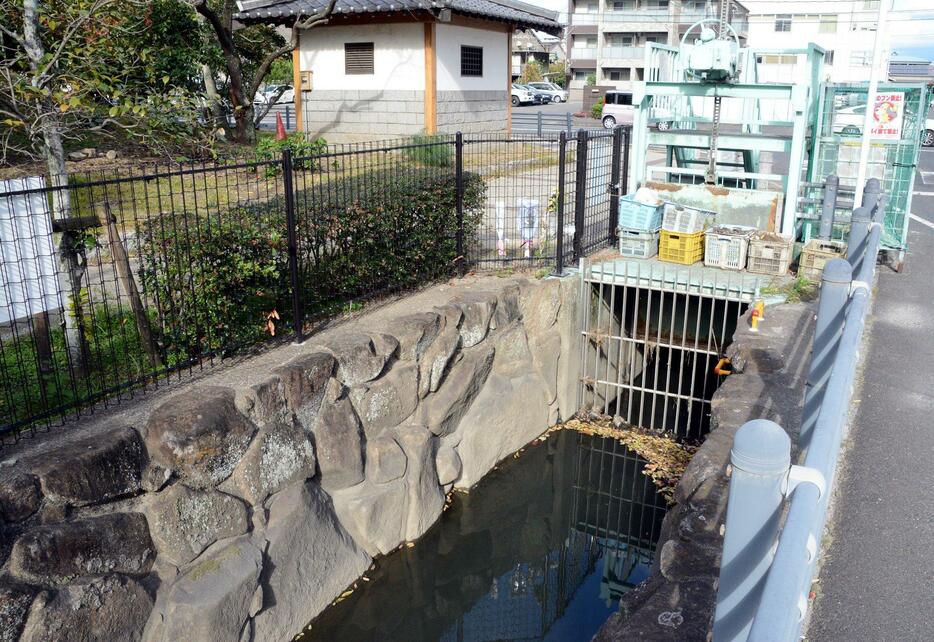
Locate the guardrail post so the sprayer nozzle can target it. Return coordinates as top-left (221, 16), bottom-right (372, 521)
top-left (555, 131), bottom-right (567, 275)
top-left (281, 148), bottom-right (303, 343)
top-left (537, 111), bottom-right (543, 137)
top-left (861, 177), bottom-right (882, 213)
top-left (818, 174), bottom-right (838, 240)
top-left (608, 126), bottom-right (623, 246)
top-left (799, 259), bottom-right (852, 450)
top-left (573, 129), bottom-right (588, 260)
top-left (713, 419), bottom-right (792, 642)
top-left (846, 206), bottom-right (872, 273)
top-left (455, 131), bottom-right (465, 274)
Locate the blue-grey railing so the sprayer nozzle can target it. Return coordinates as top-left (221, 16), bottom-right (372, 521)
top-left (713, 179), bottom-right (886, 642)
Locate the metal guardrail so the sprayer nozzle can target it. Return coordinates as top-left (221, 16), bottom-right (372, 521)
top-left (511, 111), bottom-right (577, 136)
top-left (712, 180), bottom-right (887, 642)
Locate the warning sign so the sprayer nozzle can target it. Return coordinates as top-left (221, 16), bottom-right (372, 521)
top-left (870, 92), bottom-right (904, 140)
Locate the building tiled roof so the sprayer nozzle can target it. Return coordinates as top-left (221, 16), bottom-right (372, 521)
top-left (235, 0), bottom-right (563, 35)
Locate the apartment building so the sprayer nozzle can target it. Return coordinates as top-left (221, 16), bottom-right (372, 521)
top-left (565, 0), bottom-right (750, 97)
top-left (743, 1), bottom-right (885, 83)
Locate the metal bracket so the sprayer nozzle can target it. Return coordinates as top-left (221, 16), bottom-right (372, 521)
top-left (868, 221), bottom-right (884, 231)
top-left (783, 465), bottom-right (826, 500)
top-left (850, 280), bottom-right (871, 296)
top-left (607, 182), bottom-right (621, 196)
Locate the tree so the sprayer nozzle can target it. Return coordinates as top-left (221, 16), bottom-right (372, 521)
top-left (520, 60), bottom-right (543, 84)
top-left (192, 0), bottom-right (337, 144)
top-left (547, 61), bottom-right (568, 88)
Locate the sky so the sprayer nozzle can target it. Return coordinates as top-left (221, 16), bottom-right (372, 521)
top-left (531, 0), bottom-right (934, 62)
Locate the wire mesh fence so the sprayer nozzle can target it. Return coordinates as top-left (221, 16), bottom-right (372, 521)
top-left (0, 128), bottom-right (628, 444)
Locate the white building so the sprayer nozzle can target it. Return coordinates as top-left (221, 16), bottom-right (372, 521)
top-left (742, 1), bottom-right (883, 83)
top-left (235, 0), bottom-right (562, 140)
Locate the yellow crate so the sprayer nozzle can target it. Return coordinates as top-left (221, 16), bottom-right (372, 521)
top-left (798, 239), bottom-right (847, 281)
top-left (659, 229), bottom-right (705, 265)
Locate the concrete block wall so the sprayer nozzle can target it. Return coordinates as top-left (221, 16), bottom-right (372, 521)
top-left (0, 276), bottom-right (582, 642)
top-left (302, 89), bottom-right (426, 141)
top-left (436, 90), bottom-right (508, 135)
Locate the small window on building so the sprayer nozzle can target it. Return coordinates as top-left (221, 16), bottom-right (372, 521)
top-left (461, 45), bottom-right (483, 77)
top-left (819, 14), bottom-right (837, 33)
top-left (774, 14), bottom-right (792, 32)
top-left (344, 42), bottom-right (374, 75)
top-left (825, 50), bottom-right (834, 65)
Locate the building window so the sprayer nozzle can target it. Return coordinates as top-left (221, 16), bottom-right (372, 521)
top-left (850, 50), bottom-right (871, 67)
top-left (461, 45), bottom-right (483, 77)
top-left (774, 14), bottom-right (791, 32)
top-left (825, 50), bottom-right (834, 65)
top-left (863, 0), bottom-right (880, 9)
top-left (344, 42), bottom-right (374, 75)
top-left (819, 14), bottom-right (837, 33)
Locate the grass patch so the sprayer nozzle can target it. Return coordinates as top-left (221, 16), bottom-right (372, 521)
top-left (761, 275), bottom-right (817, 303)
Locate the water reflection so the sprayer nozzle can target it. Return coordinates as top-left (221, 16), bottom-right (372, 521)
top-left (300, 431), bottom-right (668, 642)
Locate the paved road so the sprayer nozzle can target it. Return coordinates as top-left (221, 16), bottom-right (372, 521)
top-left (808, 147), bottom-right (934, 642)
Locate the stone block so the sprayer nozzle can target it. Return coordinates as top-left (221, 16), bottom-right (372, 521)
top-left (418, 307), bottom-right (462, 397)
top-left (435, 445), bottom-right (462, 486)
top-left (383, 312), bottom-right (441, 362)
top-left (490, 323), bottom-right (533, 378)
top-left (454, 372), bottom-right (549, 489)
top-left (9, 512), bottom-right (154, 586)
top-left (157, 537), bottom-right (263, 642)
top-left (519, 278), bottom-right (561, 337)
top-left (0, 470), bottom-right (40, 523)
top-left (32, 426), bottom-right (145, 508)
top-left (331, 479), bottom-right (406, 556)
top-left (19, 574), bottom-right (153, 642)
top-left (349, 361), bottom-right (419, 435)
top-left (394, 424), bottom-right (444, 541)
top-left (145, 485), bottom-right (249, 567)
top-left (308, 379), bottom-right (364, 492)
top-left (325, 333), bottom-right (398, 387)
top-left (365, 433), bottom-right (407, 484)
top-left (0, 580), bottom-right (36, 642)
top-left (272, 351), bottom-right (335, 429)
top-left (417, 344), bottom-right (494, 437)
top-left (219, 415), bottom-right (316, 506)
top-left (451, 292), bottom-right (497, 347)
top-left (146, 387), bottom-right (257, 490)
top-left (234, 375), bottom-right (290, 428)
top-left (252, 482), bottom-right (370, 641)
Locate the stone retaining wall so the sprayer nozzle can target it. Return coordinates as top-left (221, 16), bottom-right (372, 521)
top-left (0, 276), bottom-right (583, 642)
top-left (302, 89), bottom-right (426, 140)
top-left (436, 90), bottom-right (508, 135)
top-left (594, 302), bottom-right (816, 641)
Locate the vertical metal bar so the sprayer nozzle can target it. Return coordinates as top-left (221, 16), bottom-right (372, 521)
top-left (455, 132), bottom-right (465, 274)
top-left (799, 259), bottom-right (852, 450)
top-left (620, 126), bottom-right (630, 197)
top-left (556, 131), bottom-right (567, 275)
top-left (566, 111), bottom-right (573, 136)
top-left (573, 129), bottom-right (588, 261)
top-left (819, 174), bottom-right (838, 239)
top-left (537, 110), bottom-right (543, 137)
top-left (285, 106), bottom-right (291, 131)
top-left (713, 419), bottom-right (792, 642)
top-left (846, 206), bottom-right (871, 274)
top-left (609, 126), bottom-right (623, 247)
top-left (281, 149), bottom-right (303, 342)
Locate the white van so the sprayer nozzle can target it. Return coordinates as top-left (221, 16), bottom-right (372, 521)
top-left (600, 91), bottom-right (635, 128)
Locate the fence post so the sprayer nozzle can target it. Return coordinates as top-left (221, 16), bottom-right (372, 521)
top-left (608, 126), bottom-right (623, 247)
top-left (861, 177), bottom-right (882, 213)
top-left (573, 128), bottom-right (588, 260)
top-left (285, 106), bottom-right (291, 131)
top-left (455, 132), bottom-right (465, 274)
top-left (620, 126), bottom-right (630, 198)
top-left (713, 419), bottom-right (792, 642)
top-left (555, 131), bottom-right (567, 275)
top-left (281, 148), bottom-right (303, 343)
top-left (799, 259), bottom-right (852, 449)
top-left (846, 206), bottom-right (872, 273)
top-left (537, 111), bottom-right (543, 137)
top-left (566, 111), bottom-right (573, 136)
top-left (818, 174), bottom-right (838, 239)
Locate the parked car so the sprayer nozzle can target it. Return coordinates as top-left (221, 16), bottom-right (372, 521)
top-left (923, 117), bottom-right (934, 147)
top-left (511, 83), bottom-right (535, 106)
top-left (527, 81), bottom-right (569, 104)
top-left (833, 104), bottom-right (865, 136)
top-left (257, 85), bottom-right (294, 105)
top-left (600, 90), bottom-right (635, 128)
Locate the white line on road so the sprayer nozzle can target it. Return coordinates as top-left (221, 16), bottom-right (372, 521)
top-left (913, 191), bottom-right (934, 196)
top-left (909, 214), bottom-right (934, 230)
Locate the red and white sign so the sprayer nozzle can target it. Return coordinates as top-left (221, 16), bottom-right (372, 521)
top-left (870, 92), bottom-right (904, 140)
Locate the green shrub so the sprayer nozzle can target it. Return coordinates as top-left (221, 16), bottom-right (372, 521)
top-left (404, 133), bottom-right (452, 168)
top-left (254, 133), bottom-right (327, 176)
top-left (139, 167), bottom-right (485, 357)
top-left (591, 98), bottom-right (605, 120)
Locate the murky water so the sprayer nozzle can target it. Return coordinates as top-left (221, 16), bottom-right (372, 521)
top-left (299, 431), bottom-right (668, 642)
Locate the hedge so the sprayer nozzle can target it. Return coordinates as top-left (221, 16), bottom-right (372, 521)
top-left (139, 167), bottom-right (485, 358)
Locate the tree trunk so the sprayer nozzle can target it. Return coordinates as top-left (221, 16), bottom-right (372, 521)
top-left (201, 64), bottom-right (227, 129)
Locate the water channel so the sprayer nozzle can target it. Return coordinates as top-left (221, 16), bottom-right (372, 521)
top-left (299, 430), bottom-right (669, 642)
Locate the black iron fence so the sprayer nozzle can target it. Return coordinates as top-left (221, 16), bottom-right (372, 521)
top-left (0, 128), bottom-right (628, 444)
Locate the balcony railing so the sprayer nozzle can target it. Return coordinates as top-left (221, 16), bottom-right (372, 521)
top-left (601, 46), bottom-right (643, 60)
top-left (570, 13), bottom-right (599, 25)
top-left (571, 47), bottom-right (599, 59)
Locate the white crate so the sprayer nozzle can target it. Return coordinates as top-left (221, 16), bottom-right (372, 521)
top-left (618, 228), bottom-right (659, 258)
top-left (704, 226), bottom-right (754, 271)
top-left (662, 203), bottom-right (715, 234)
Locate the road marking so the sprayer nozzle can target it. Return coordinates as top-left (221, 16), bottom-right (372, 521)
top-left (909, 213), bottom-right (934, 230)
top-left (913, 191), bottom-right (934, 196)
top-left (921, 171), bottom-right (934, 185)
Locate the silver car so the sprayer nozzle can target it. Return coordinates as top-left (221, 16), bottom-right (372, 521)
top-left (527, 82), bottom-right (569, 104)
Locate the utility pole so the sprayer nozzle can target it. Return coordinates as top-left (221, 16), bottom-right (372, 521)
top-left (854, 0), bottom-right (890, 205)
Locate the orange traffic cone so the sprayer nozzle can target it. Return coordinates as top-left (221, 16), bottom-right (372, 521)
top-left (275, 112), bottom-right (287, 141)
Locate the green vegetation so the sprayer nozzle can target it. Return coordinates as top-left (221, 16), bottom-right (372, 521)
top-left (761, 276), bottom-right (818, 303)
top-left (254, 134), bottom-right (328, 175)
top-left (405, 133), bottom-right (453, 168)
top-left (591, 98), bottom-right (605, 120)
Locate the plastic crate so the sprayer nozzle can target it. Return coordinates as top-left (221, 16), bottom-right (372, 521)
top-left (747, 233), bottom-right (794, 276)
top-left (617, 228), bottom-right (659, 258)
top-left (798, 239), bottom-right (847, 281)
top-left (704, 226), bottom-right (754, 271)
top-left (662, 203), bottom-right (715, 234)
top-left (618, 195), bottom-right (664, 232)
top-left (658, 229), bottom-right (705, 265)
